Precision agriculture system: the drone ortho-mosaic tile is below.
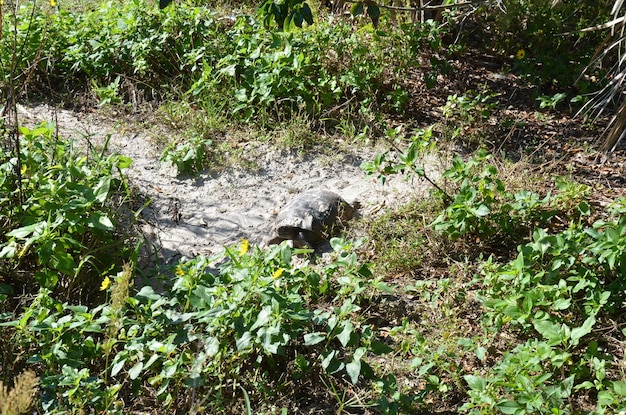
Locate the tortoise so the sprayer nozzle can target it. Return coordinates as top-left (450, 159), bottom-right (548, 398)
top-left (267, 190), bottom-right (357, 247)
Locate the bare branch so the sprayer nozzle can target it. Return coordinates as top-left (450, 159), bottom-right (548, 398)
top-left (342, 0), bottom-right (485, 13)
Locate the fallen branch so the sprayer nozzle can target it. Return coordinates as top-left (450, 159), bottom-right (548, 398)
top-left (342, 0), bottom-right (485, 13)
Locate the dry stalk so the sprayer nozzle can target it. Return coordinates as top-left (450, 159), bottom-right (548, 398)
top-left (0, 370), bottom-right (39, 415)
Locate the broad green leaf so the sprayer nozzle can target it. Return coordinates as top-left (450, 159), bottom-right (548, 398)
top-left (292, 12), bottom-right (303, 28)
top-left (321, 350), bottom-right (335, 370)
top-left (301, 3), bottom-right (313, 25)
top-left (336, 321), bottom-right (354, 347)
top-left (351, 1), bottom-right (363, 16)
top-left (7, 221), bottom-right (45, 239)
top-left (236, 331), bottom-right (252, 351)
top-left (366, 4), bottom-right (380, 19)
top-left (374, 281), bottom-right (394, 294)
top-left (144, 353), bottom-right (160, 371)
top-left (87, 213), bottom-right (114, 230)
top-left (321, 350), bottom-right (343, 374)
top-left (472, 204), bottom-right (490, 217)
top-left (475, 346), bottom-right (487, 361)
top-left (136, 286), bottom-right (162, 301)
top-left (205, 337), bottom-right (220, 356)
top-left (250, 306), bottom-right (271, 331)
top-left (117, 155), bottom-right (133, 168)
top-left (597, 390), bottom-right (614, 406)
top-left (0, 243), bottom-right (16, 259)
top-left (303, 332), bottom-right (325, 346)
top-left (93, 177), bottom-right (111, 203)
top-left (346, 357), bottom-right (361, 384)
top-left (464, 375), bottom-right (486, 391)
top-left (612, 380), bottom-right (626, 396)
top-left (570, 315), bottom-right (595, 345)
top-left (496, 400), bottom-right (523, 414)
top-left (111, 358), bottom-right (126, 377)
top-left (552, 297), bottom-right (571, 311)
top-left (533, 319), bottom-right (562, 345)
top-left (162, 361), bottom-right (177, 378)
top-left (370, 340), bottom-right (393, 355)
top-left (49, 251), bottom-right (77, 275)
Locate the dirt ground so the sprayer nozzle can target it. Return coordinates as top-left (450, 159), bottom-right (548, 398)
top-left (17, 103), bottom-right (439, 269)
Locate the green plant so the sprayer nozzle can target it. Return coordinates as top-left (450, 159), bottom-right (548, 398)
top-left (160, 133), bottom-right (214, 174)
top-left (441, 90), bottom-right (499, 124)
top-left (258, 0), bottom-right (313, 30)
top-left (2, 238), bottom-right (394, 412)
top-left (537, 92), bottom-right (567, 110)
top-left (0, 123), bottom-right (133, 293)
top-left (472, 0), bottom-right (609, 89)
top-left (361, 126), bottom-right (438, 186)
top-left (92, 75), bottom-right (123, 107)
top-left (462, 339), bottom-right (576, 414)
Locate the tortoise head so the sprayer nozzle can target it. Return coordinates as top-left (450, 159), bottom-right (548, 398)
top-left (276, 225), bottom-right (301, 241)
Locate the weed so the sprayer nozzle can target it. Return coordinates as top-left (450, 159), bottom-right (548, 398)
top-left (442, 90), bottom-right (499, 123)
top-left (1, 239), bottom-right (394, 412)
top-left (0, 370), bottom-right (39, 415)
top-left (160, 133), bottom-right (214, 174)
top-left (92, 76), bottom-right (123, 107)
top-left (365, 200), bottom-right (436, 276)
top-left (0, 123), bottom-right (133, 298)
top-left (537, 92), bottom-right (568, 110)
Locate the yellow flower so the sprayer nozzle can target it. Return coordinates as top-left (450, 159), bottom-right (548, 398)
top-left (516, 49), bottom-right (526, 60)
top-left (175, 266), bottom-right (184, 276)
top-left (239, 238), bottom-right (249, 255)
top-left (272, 268), bottom-right (284, 279)
top-left (49, 0), bottom-right (57, 6)
top-left (100, 276), bottom-right (111, 291)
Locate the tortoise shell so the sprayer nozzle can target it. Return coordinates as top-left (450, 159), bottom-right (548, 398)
top-left (271, 190), bottom-right (356, 247)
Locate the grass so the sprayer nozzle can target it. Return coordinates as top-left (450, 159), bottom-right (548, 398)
top-left (363, 200), bottom-right (435, 277)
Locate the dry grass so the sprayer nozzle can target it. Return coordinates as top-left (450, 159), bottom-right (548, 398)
top-left (0, 370), bottom-right (39, 415)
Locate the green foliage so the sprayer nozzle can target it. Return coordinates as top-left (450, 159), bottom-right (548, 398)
top-left (190, 16), bottom-right (432, 120)
top-left (159, 133), bottom-right (214, 174)
top-left (0, 123), bottom-right (132, 293)
top-left (441, 90), bottom-right (499, 124)
top-left (462, 339), bottom-right (576, 414)
top-left (1, 0), bottom-right (444, 125)
top-left (472, 0), bottom-right (609, 88)
top-left (361, 145), bottom-right (626, 413)
top-left (536, 92), bottom-right (567, 110)
top-left (2, 239), bottom-right (393, 412)
top-left (1, 0), bottom-right (232, 96)
top-left (430, 150), bottom-right (554, 244)
top-left (361, 126), bottom-right (436, 185)
top-left (258, 0), bottom-right (313, 30)
top-left (92, 76), bottom-right (123, 107)
top-left (4, 0), bottom-right (626, 412)
top-left (350, 1), bottom-right (381, 28)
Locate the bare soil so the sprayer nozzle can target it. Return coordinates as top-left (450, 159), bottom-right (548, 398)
top-left (17, 103), bottom-right (437, 269)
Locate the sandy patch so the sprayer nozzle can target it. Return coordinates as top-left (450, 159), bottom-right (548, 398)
top-left (18, 104), bottom-right (439, 266)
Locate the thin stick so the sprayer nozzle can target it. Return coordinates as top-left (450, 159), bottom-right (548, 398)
top-left (343, 0), bottom-right (484, 13)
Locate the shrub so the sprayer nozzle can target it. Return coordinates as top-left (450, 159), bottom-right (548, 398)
top-left (1, 239), bottom-right (394, 413)
top-left (0, 123), bottom-right (133, 298)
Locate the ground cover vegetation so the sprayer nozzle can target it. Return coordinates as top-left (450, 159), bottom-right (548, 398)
top-left (1, 0), bottom-right (626, 413)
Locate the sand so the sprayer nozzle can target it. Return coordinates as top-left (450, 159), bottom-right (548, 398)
top-left (17, 104), bottom-right (438, 266)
